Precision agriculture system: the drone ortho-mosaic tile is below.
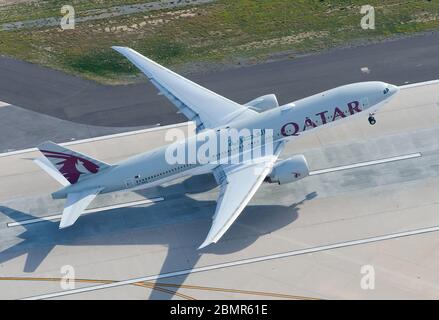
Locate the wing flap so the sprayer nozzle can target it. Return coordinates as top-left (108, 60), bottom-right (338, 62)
top-left (200, 142), bottom-right (285, 249)
top-left (198, 161), bottom-right (273, 249)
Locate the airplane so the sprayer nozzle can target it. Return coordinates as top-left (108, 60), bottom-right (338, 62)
top-left (33, 46), bottom-right (400, 249)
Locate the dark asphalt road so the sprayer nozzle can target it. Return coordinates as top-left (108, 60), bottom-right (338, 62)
top-left (0, 105), bottom-right (148, 152)
top-left (1, 32), bottom-right (439, 128)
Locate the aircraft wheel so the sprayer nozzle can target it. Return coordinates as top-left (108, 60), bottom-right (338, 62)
top-left (368, 116), bottom-right (376, 125)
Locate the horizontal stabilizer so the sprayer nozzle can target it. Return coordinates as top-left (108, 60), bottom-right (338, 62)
top-left (60, 187), bottom-right (102, 229)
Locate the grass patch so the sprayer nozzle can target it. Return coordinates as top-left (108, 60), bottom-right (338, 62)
top-left (65, 49), bottom-right (136, 77)
top-left (0, 0), bottom-right (438, 83)
top-left (62, 39), bottom-right (187, 81)
top-left (140, 38), bottom-right (188, 63)
top-left (0, 0), bottom-right (157, 24)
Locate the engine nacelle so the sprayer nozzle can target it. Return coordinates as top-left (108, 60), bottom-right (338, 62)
top-left (266, 155), bottom-right (309, 185)
top-left (245, 94), bottom-right (279, 112)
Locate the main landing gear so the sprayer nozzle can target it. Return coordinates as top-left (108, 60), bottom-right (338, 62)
top-left (368, 113), bottom-right (376, 125)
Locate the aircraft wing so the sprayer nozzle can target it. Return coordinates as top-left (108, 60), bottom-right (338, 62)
top-left (59, 187), bottom-right (102, 229)
top-left (199, 142), bottom-right (285, 249)
top-left (112, 46), bottom-right (256, 131)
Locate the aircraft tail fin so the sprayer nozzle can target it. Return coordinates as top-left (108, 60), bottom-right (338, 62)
top-left (33, 156), bottom-right (70, 186)
top-left (36, 141), bottom-right (110, 185)
top-left (60, 187), bottom-right (102, 228)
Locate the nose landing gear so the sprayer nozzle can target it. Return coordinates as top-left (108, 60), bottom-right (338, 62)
top-left (368, 113), bottom-right (376, 125)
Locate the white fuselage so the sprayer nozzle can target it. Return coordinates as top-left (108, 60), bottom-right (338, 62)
top-left (52, 81), bottom-right (399, 199)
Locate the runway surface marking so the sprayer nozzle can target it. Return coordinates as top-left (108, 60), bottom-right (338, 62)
top-left (151, 282), bottom-right (318, 300)
top-left (0, 122), bottom-right (192, 158)
top-left (1, 74), bottom-right (437, 159)
top-left (22, 223), bottom-right (439, 300)
top-left (6, 152), bottom-right (421, 227)
top-left (0, 277), bottom-right (194, 300)
top-left (399, 79), bottom-right (439, 89)
top-left (6, 197), bottom-right (164, 227)
top-left (0, 277), bottom-right (316, 300)
top-left (309, 153), bottom-right (421, 176)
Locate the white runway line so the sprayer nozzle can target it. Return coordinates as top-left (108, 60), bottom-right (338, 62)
top-left (7, 197), bottom-right (164, 227)
top-left (399, 79), bottom-right (439, 89)
top-left (22, 224), bottom-right (439, 300)
top-left (0, 121), bottom-right (193, 158)
top-left (1, 79), bottom-right (437, 158)
top-left (6, 153), bottom-right (421, 227)
top-left (309, 153), bottom-right (421, 176)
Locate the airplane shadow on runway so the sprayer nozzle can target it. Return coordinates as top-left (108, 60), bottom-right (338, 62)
top-left (0, 173), bottom-right (317, 299)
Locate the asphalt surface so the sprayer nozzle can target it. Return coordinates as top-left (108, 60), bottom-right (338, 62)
top-left (0, 31), bottom-right (439, 128)
top-left (1, 83), bottom-right (439, 299)
top-left (0, 32), bottom-right (439, 299)
top-left (0, 104), bottom-right (148, 152)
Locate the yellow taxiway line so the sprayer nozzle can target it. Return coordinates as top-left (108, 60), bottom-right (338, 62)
top-left (0, 276), bottom-right (319, 300)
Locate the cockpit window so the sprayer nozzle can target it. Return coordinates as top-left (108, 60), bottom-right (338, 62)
top-left (383, 87), bottom-right (390, 94)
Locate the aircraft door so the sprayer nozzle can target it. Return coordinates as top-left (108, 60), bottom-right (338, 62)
top-left (125, 178), bottom-right (136, 189)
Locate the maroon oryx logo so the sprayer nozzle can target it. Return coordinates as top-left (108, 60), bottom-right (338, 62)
top-left (41, 150), bottom-right (100, 184)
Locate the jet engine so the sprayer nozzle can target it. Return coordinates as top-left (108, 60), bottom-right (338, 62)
top-left (266, 155), bottom-right (309, 185)
top-left (245, 94), bottom-right (279, 112)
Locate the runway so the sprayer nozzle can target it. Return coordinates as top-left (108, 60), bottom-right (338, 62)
top-left (21, 224), bottom-right (439, 300)
top-left (0, 81), bottom-right (439, 299)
